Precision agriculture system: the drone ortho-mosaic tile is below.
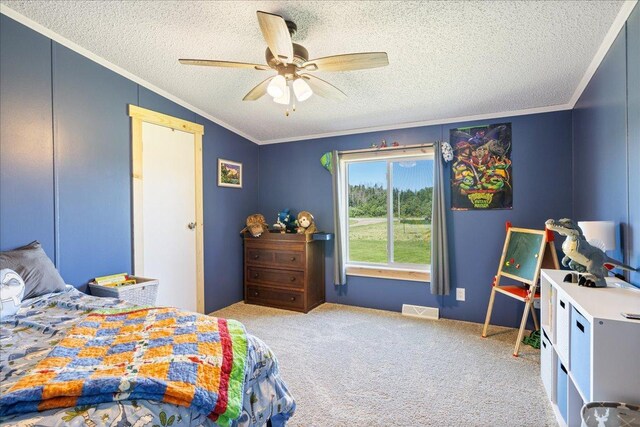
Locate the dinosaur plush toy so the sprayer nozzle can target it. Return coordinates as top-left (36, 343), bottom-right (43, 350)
top-left (545, 218), bottom-right (638, 287)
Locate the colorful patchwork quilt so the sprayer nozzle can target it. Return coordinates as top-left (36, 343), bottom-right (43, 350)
top-left (0, 307), bottom-right (247, 426)
top-left (0, 287), bottom-right (296, 426)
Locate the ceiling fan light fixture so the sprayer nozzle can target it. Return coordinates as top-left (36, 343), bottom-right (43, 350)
top-left (267, 75), bottom-right (286, 98)
top-left (273, 86), bottom-right (291, 105)
top-left (293, 77), bottom-right (313, 102)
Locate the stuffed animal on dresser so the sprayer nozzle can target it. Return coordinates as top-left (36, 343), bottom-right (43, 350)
top-left (296, 211), bottom-right (317, 235)
top-left (240, 214), bottom-right (269, 237)
top-left (273, 209), bottom-right (297, 233)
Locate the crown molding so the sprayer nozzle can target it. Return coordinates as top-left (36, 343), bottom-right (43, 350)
top-left (0, 4), bottom-right (261, 145)
top-left (258, 103), bottom-right (573, 145)
top-left (568, 0), bottom-right (638, 107)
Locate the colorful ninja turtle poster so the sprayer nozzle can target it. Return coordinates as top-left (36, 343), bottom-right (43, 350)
top-left (450, 123), bottom-right (512, 210)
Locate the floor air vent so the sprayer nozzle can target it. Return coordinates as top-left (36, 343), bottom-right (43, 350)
top-left (401, 304), bottom-right (439, 320)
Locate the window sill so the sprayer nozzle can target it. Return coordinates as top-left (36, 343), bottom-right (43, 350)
top-left (346, 265), bottom-right (430, 282)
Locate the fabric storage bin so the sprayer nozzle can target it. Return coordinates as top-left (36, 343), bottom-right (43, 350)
top-left (556, 293), bottom-right (571, 366)
top-left (89, 276), bottom-right (158, 306)
top-left (541, 330), bottom-right (555, 400)
top-left (557, 359), bottom-right (569, 423)
top-left (571, 307), bottom-right (591, 400)
top-left (582, 402), bottom-right (640, 427)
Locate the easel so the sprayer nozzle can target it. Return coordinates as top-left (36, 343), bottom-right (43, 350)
top-left (481, 222), bottom-right (559, 357)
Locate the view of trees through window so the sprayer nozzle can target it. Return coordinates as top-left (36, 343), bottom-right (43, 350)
top-left (347, 158), bottom-right (433, 266)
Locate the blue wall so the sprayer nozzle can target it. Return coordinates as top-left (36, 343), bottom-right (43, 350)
top-left (573, 3), bottom-right (640, 285)
top-left (258, 111), bottom-right (573, 327)
top-left (0, 15), bottom-right (259, 313)
top-left (1, 5), bottom-right (637, 326)
top-left (0, 15), bottom-right (55, 258)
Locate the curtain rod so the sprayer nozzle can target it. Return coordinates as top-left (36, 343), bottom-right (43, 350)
top-left (337, 142), bottom-right (437, 156)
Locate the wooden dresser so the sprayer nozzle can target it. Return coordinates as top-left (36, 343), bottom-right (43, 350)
top-left (244, 231), bottom-right (325, 313)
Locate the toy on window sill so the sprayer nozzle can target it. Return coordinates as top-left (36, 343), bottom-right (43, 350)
top-left (296, 211), bottom-right (317, 235)
top-left (273, 209), bottom-right (297, 233)
top-left (240, 214), bottom-right (269, 237)
top-left (545, 218), bottom-right (638, 288)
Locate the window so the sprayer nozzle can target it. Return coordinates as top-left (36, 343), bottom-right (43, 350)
top-left (342, 148), bottom-right (434, 277)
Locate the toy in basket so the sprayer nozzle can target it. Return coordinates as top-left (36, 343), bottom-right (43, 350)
top-left (89, 273), bottom-right (158, 306)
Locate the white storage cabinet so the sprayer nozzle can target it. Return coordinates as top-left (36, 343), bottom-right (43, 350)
top-left (539, 269), bottom-right (640, 427)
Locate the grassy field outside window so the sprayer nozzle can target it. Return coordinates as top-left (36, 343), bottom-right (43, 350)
top-left (346, 157), bottom-right (433, 268)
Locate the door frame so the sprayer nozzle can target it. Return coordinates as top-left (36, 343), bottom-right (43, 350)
top-left (128, 105), bottom-right (205, 313)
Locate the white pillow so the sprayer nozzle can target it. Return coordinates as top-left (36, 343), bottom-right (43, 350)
top-left (1, 268), bottom-right (25, 318)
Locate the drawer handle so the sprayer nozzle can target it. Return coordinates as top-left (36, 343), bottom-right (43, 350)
top-left (560, 300), bottom-right (565, 309)
top-left (290, 256), bottom-right (296, 261)
top-left (576, 320), bottom-right (584, 333)
top-left (253, 291), bottom-right (259, 297)
top-left (290, 296), bottom-right (296, 302)
top-left (253, 273), bottom-right (259, 279)
top-left (290, 277), bottom-right (296, 282)
top-left (254, 255), bottom-right (260, 260)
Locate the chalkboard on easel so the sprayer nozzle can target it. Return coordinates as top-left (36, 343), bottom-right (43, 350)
top-left (497, 228), bottom-right (549, 285)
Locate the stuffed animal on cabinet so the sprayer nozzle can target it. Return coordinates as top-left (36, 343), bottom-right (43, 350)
top-left (240, 214), bottom-right (269, 237)
top-left (273, 209), bottom-right (297, 233)
top-left (296, 211), bottom-right (317, 235)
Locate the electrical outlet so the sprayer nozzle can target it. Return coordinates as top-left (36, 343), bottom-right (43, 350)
top-left (456, 288), bottom-right (465, 301)
top-left (533, 300), bottom-right (540, 309)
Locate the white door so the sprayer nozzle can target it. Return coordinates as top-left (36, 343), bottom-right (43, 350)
top-left (141, 122), bottom-right (197, 311)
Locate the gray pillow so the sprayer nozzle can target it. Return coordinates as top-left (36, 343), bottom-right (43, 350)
top-left (0, 241), bottom-right (66, 299)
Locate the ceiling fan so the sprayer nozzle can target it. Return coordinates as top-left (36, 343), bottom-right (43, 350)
top-left (179, 11), bottom-right (389, 111)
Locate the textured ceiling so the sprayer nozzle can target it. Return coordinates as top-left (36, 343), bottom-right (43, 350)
top-left (1, 1), bottom-right (627, 143)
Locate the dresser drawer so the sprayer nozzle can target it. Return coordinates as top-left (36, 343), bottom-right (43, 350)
top-left (246, 267), bottom-right (304, 289)
top-left (246, 247), bottom-right (276, 264)
top-left (274, 251), bottom-right (305, 268)
top-left (246, 286), bottom-right (304, 310)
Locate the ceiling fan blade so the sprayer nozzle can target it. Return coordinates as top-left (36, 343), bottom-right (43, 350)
top-left (300, 74), bottom-right (347, 101)
top-left (243, 76), bottom-right (274, 101)
top-left (302, 52), bottom-right (388, 72)
top-left (257, 11), bottom-right (293, 64)
top-left (179, 59), bottom-right (270, 71)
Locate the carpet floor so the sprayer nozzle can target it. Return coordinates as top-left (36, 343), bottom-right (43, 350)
top-left (212, 302), bottom-right (557, 427)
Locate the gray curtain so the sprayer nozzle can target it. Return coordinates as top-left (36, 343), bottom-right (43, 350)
top-left (331, 150), bottom-right (347, 285)
top-left (430, 142), bottom-right (450, 295)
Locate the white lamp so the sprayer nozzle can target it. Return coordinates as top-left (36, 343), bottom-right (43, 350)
top-left (267, 75), bottom-right (286, 98)
top-left (273, 86), bottom-right (290, 105)
top-left (293, 77), bottom-right (313, 102)
top-left (578, 221), bottom-right (616, 252)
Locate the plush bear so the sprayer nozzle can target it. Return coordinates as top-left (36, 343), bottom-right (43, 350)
top-left (240, 214), bottom-right (269, 237)
top-left (296, 211), bottom-right (317, 235)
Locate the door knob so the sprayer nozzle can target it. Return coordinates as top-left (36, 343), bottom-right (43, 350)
top-left (187, 222), bottom-right (196, 230)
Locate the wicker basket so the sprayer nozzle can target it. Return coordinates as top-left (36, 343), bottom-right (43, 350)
top-left (89, 276), bottom-right (158, 306)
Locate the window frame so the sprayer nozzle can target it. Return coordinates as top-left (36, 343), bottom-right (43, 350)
top-left (340, 147), bottom-right (434, 279)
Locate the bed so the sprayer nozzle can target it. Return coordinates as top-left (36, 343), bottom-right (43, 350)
top-left (0, 285), bottom-right (296, 426)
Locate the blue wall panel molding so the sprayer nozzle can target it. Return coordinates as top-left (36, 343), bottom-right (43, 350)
top-left (52, 42), bottom-right (137, 289)
top-left (573, 3), bottom-right (639, 285)
top-left (258, 112), bottom-right (573, 328)
top-left (0, 15), bottom-right (55, 258)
